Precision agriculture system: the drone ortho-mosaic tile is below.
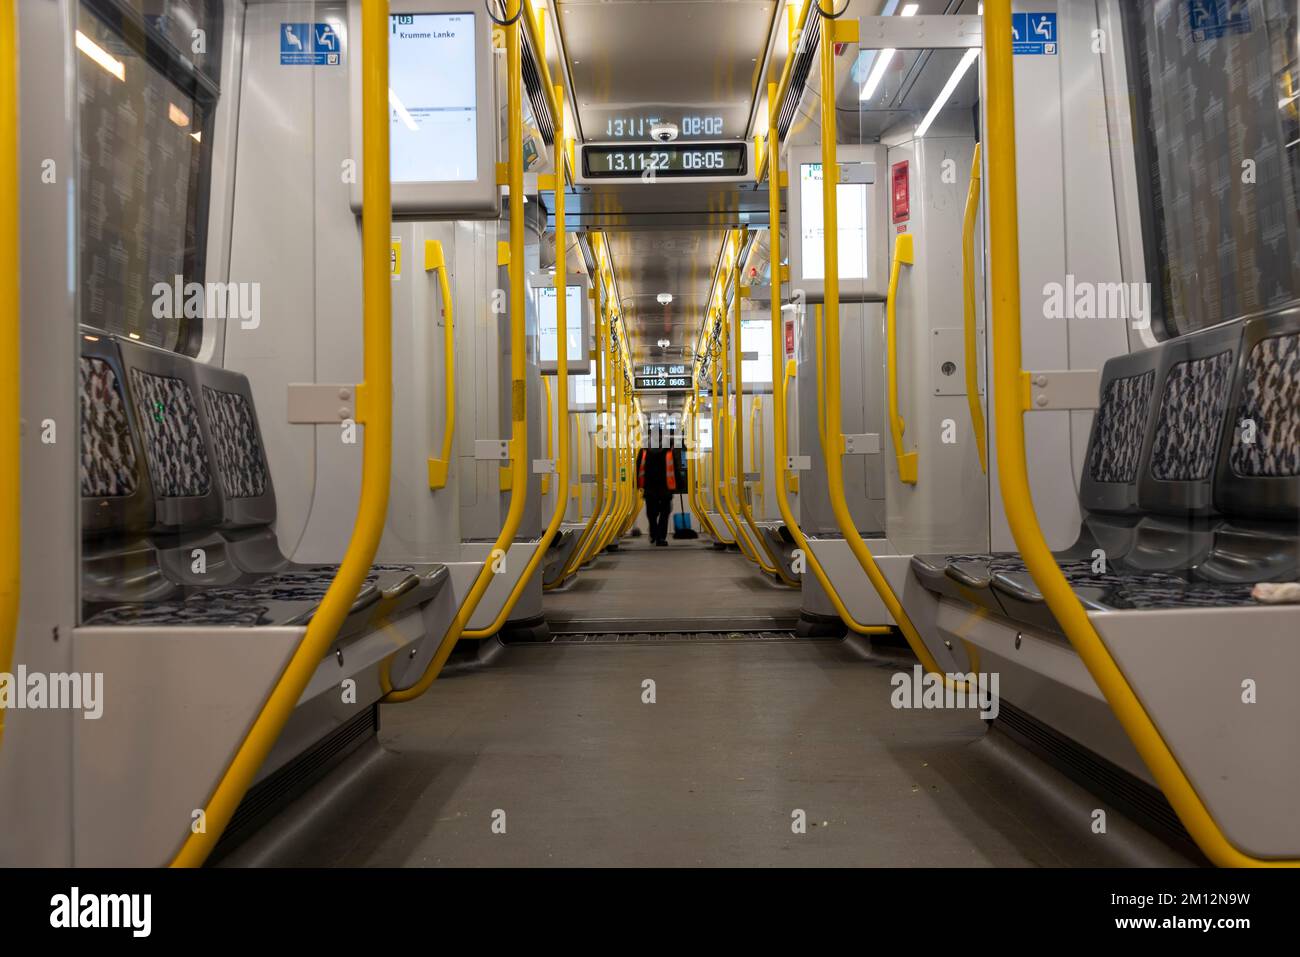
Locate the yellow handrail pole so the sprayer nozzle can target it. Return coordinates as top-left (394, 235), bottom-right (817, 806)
top-left (962, 142), bottom-right (987, 473)
top-left (464, 105), bottom-right (570, 638)
top-left (983, 0), bottom-right (1292, 868)
top-left (815, 12), bottom-right (951, 672)
top-left (540, 375), bottom-right (553, 495)
top-left (886, 234), bottom-right (918, 483)
top-left (558, 260), bottom-right (609, 577)
top-left (172, 0), bottom-right (394, 865)
top-left (688, 396), bottom-right (721, 539)
top-left (425, 239), bottom-right (456, 489)
top-left (383, 0), bottom-right (531, 700)
top-left (730, 234), bottom-right (794, 582)
top-left (814, 303), bottom-right (827, 450)
top-left (714, 333), bottom-right (749, 551)
top-left (581, 280), bottom-right (619, 560)
top-left (717, 272), bottom-right (765, 563)
top-left (750, 399), bottom-right (763, 505)
top-left (763, 85), bottom-right (890, 634)
top-left (0, 0), bottom-right (20, 752)
top-left (708, 348), bottom-right (740, 544)
top-left (570, 411), bottom-right (582, 519)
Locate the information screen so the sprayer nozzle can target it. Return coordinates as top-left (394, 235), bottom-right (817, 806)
top-left (536, 284), bottom-right (588, 366)
top-left (634, 364), bottom-right (693, 391)
top-left (584, 143), bottom-right (747, 179)
top-left (799, 162), bottom-right (871, 281)
top-left (388, 13), bottom-right (477, 183)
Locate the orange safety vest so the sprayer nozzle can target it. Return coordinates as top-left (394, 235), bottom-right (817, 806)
top-left (637, 449), bottom-right (678, 493)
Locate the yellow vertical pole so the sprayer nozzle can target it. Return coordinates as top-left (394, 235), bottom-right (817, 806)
top-left (0, 0), bottom-right (21, 751)
top-left (462, 103), bottom-right (570, 637)
top-left (173, 0), bottom-right (395, 862)
top-left (815, 13), bottom-right (950, 673)
top-left (764, 81), bottom-right (889, 634)
top-left (383, 0), bottom-right (529, 698)
top-left (731, 232), bottom-right (792, 581)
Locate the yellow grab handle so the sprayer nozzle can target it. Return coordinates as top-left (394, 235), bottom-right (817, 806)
top-left (961, 143), bottom-right (987, 473)
top-left (425, 239), bottom-right (456, 489)
top-left (172, 0), bottom-right (395, 865)
top-left (886, 232), bottom-right (917, 484)
top-left (383, 0), bottom-right (529, 696)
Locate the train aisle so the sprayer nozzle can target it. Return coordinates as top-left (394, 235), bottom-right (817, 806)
top-left (221, 628), bottom-right (1196, 867)
top-left (545, 534), bottom-right (802, 634)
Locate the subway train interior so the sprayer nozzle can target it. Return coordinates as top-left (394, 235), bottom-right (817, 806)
top-left (1, 0), bottom-right (1298, 890)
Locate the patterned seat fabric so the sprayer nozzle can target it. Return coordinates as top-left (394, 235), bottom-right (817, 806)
top-left (129, 368), bottom-right (212, 497)
top-left (80, 357), bottom-right (138, 498)
top-left (202, 386), bottom-right (268, 499)
top-left (1149, 350), bottom-right (1234, 481)
top-left (1228, 332), bottom-right (1299, 478)
top-left (1087, 369), bottom-right (1155, 484)
top-left (85, 601), bottom-right (272, 627)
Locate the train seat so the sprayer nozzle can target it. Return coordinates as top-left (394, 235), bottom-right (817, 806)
top-left (79, 333), bottom-right (447, 630)
top-left (912, 308), bottom-right (1299, 631)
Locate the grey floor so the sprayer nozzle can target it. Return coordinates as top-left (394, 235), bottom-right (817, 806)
top-left (226, 647), bottom-right (1196, 863)
top-left (223, 541), bottom-right (1196, 867)
top-left (544, 534), bottom-right (802, 632)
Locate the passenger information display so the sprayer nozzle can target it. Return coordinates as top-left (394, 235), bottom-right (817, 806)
top-left (388, 13), bottom-right (477, 183)
top-left (635, 364), bottom-right (692, 391)
top-left (537, 284), bottom-right (587, 366)
top-left (583, 143), bottom-right (747, 179)
top-left (799, 162), bottom-right (871, 281)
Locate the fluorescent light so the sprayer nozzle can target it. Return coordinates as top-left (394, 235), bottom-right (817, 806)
top-left (657, 292), bottom-right (673, 304)
top-left (388, 88), bottom-right (418, 131)
top-left (858, 4), bottom-right (918, 102)
top-left (190, 131), bottom-right (202, 143)
top-left (168, 103), bottom-right (189, 127)
top-left (76, 30), bottom-right (125, 81)
top-left (915, 47), bottom-right (980, 138)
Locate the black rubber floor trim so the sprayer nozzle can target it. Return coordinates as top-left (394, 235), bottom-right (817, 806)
top-left (547, 630), bottom-right (813, 644)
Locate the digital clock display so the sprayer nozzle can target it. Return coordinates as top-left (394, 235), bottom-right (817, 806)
top-left (603, 115), bottom-right (725, 138)
top-left (583, 143), bottom-right (748, 179)
top-left (635, 363), bottom-right (693, 391)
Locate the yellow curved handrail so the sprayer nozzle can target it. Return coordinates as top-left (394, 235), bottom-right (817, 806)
top-left (886, 233), bottom-right (918, 484)
top-left (540, 374), bottom-right (553, 496)
top-left (814, 17), bottom-right (956, 674)
top-left (383, 0), bottom-right (531, 700)
top-left (172, 0), bottom-right (395, 865)
top-left (0, 0), bottom-right (21, 754)
top-left (983, 0), bottom-right (1295, 868)
top-left (729, 239), bottom-right (796, 583)
top-left (961, 142), bottom-right (987, 474)
top-left (686, 396), bottom-right (721, 539)
top-left (762, 83), bottom-right (890, 637)
top-left (750, 397), bottom-right (763, 506)
top-left (462, 120), bottom-right (571, 639)
top-left (425, 239), bottom-right (456, 489)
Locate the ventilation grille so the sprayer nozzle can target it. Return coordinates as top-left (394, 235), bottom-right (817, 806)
top-left (777, 12), bottom-right (822, 141)
top-left (522, 30), bottom-right (555, 145)
top-left (212, 706), bottom-right (379, 860)
top-left (995, 700), bottom-right (1199, 854)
